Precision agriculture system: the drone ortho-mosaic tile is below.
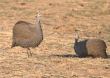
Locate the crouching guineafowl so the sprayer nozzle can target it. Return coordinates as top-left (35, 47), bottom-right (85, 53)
top-left (74, 30), bottom-right (107, 58)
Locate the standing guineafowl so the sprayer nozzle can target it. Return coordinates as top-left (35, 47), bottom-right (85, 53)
top-left (74, 30), bottom-right (107, 58)
top-left (11, 12), bottom-right (43, 57)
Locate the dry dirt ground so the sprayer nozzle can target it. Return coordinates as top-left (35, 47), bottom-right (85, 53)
top-left (0, 0), bottom-right (110, 78)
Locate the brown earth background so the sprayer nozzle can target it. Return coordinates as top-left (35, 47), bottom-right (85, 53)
top-left (0, 0), bottom-right (110, 78)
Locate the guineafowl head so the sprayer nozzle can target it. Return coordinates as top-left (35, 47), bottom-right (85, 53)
top-left (74, 29), bottom-right (79, 43)
top-left (35, 11), bottom-right (41, 22)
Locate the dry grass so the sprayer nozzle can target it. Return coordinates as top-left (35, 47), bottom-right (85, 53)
top-left (0, 0), bottom-right (110, 78)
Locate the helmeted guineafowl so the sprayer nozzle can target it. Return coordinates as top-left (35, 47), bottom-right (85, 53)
top-left (11, 12), bottom-right (43, 57)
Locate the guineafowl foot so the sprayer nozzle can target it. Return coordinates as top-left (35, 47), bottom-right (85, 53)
top-left (27, 48), bottom-right (32, 57)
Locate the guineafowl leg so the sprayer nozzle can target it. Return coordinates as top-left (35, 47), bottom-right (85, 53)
top-left (27, 48), bottom-right (30, 57)
top-left (27, 48), bottom-right (32, 57)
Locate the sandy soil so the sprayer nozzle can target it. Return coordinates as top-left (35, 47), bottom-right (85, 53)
top-left (0, 0), bottom-right (110, 78)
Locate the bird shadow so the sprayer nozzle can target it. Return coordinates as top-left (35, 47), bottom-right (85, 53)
top-left (50, 54), bottom-right (78, 58)
top-left (49, 54), bottom-right (110, 59)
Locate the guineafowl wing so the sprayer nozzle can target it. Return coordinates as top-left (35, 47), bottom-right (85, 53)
top-left (13, 21), bottom-right (35, 40)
